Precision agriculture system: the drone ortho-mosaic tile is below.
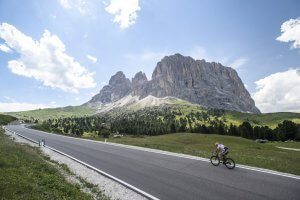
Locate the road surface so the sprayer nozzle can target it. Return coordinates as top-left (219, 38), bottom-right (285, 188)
top-left (5, 125), bottom-right (300, 200)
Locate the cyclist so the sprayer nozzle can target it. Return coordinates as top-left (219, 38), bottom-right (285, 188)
top-left (214, 142), bottom-right (229, 162)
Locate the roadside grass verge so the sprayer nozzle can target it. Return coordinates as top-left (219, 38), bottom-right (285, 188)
top-left (0, 128), bottom-right (106, 200)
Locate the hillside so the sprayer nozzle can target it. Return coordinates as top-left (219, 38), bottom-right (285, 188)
top-left (7, 99), bottom-right (300, 129)
top-left (0, 114), bottom-right (17, 125)
top-left (6, 105), bottom-right (96, 121)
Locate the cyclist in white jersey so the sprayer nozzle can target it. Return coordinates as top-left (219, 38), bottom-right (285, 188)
top-left (215, 142), bottom-right (229, 162)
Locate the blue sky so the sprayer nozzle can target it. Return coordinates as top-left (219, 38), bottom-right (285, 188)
top-left (0, 0), bottom-right (299, 113)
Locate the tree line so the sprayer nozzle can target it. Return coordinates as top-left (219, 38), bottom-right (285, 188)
top-left (32, 106), bottom-right (300, 141)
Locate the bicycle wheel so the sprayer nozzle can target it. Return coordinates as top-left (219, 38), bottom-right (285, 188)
top-left (225, 158), bottom-right (235, 169)
top-left (210, 156), bottom-right (220, 166)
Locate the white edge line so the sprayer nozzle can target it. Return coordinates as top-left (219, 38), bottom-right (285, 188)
top-left (277, 146), bottom-right (300, 151)
top-left (3, 127), bottom-right (160, 200)
top-left (6, 125), bottom-right (300, 180)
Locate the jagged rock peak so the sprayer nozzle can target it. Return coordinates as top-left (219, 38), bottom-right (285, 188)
top-left (88, 71), bottom-right (131, 104)
top-left (109, 71), bottom-right (129, 86)
top-left (88, 54), bottom-right (261, 113)
top-left (132, 71), bottom-right (147, 84)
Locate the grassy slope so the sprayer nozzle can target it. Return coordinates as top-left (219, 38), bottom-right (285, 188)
top-left (89, 133), bottom-right (300, 175)
top-left (0, 114), bottom-right (17, 125)
top-left (0, 128), bottom-right (96, 200)
top-left (4, 99), bottom-right (300, 128)
top-left (169, 103), bottom-right (300, 128)
top-left (7, 105), bottom-right (97, 121)
top-left (225, 111), bottom-right (300, 128)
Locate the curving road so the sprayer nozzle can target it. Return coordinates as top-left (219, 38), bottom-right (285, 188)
top-left (5, 125), bottom-right (300, 200)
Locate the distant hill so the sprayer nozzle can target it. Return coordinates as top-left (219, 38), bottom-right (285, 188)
top-left (6, 105), bottom-right (96, 121)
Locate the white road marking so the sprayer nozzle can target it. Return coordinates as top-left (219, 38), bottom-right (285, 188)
top-left (277, 146), bottom-right (300, 151)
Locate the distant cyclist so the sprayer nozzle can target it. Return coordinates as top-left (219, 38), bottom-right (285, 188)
top-left (214, 142), bottom-right (229, 162)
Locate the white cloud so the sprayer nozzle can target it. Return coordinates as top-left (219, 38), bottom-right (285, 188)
top-left (228, 57), bottom-right (248, 69)
top-left (0, 43), bottom-right (12, 53)
top-left (105, 0), bottom-right (141, 29)
top-left (276, 17), bottom-right (300, 49)
top-left (58, 0), bottom-right (71, 8)
top-left (50, 14), bottom-right (57, 19)
top-left (4, 96), bottom-right (15, 102)
top-left (140, 50), bottom-right (168, 62)
top-left (124, 50), bottom-right (169, 64)
top-left (187, 46), bottom-right (208, 61)
top-left (0, 101), bottom-right (58, 112)
top-left (90, 92), bottom-right (97, 96)
top-left (58, 0), bottom-right (89, 14)
top-left (87, 54), bottom-right (98, 63)
top-left (0, 23), bottom-right (96, 93)
top-left (187, 46), bottom-right (230, 64)
top-left (253, 68), bottom-right (300, 113)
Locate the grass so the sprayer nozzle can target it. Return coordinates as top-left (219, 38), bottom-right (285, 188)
top-left (225, 111), bottom-right (300, 128)
top-left (95, 133), bottom-right (300, 175)
top-left (167, 104), bottom-right (300, 128)
top-left (6, 105), bottom-right (96, 121)
top-left (0, 128), bottom-right (105, 200)
top-left (0, 114), bottom-right (17, 125)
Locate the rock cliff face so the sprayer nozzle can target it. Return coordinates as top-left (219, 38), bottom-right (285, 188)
top-left (88, 54), bottom-right (260, 113)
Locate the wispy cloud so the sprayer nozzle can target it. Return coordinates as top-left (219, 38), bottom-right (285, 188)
top-left (0, 23), bottom-right (96, 93)
top-left (105, 0), bottom-right (141, 29)
top-left (58, 0), bottom-right (71, 8)
top-left (276, 17), bottom-right (300, 49)
top-left (0, 43), bottom-right (12, 53)
top-left (87, 54), bottom-right (98, 63)
top-left (186, 46), bottom-right (208, 60)
top-left (0, 101), bottom-right (58, 112)
top-left (58, 0), bottom-right (89, 14)
top-left (187, 46), bottom-right (231, 64)
top-left (228, 57), bottom-right (248, 69)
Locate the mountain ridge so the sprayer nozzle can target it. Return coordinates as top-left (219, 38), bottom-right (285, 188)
top-left (88, 53), bottom-right (260, 114)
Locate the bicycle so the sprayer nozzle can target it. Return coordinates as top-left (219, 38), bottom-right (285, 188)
top-left (210, 152), bottom-right (235, 169)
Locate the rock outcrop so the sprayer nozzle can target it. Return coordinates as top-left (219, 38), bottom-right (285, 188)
top-left (88, 54), bottom-right (260, 113)
top-left (89, 71), bottom-right (131, 103)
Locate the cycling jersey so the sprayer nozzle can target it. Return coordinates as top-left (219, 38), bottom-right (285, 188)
top-left (217, 144), bottom-right (228, 154)
top-left (217, 144), bottom-right (225, 152)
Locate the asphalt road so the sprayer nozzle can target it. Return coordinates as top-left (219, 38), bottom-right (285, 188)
top-left (5, 125), bottom-right (300, 200)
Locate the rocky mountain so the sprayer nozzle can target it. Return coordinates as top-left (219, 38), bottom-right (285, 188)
top-left (87, 54), bottom-right (260, 114)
